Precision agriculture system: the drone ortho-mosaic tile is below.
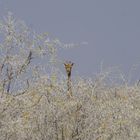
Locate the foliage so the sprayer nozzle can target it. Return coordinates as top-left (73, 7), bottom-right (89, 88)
top-left (0, 13), bottom-right (140, 140)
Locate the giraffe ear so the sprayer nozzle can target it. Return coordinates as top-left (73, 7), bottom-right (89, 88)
top-left (64, 63), bottom-right (68, 67)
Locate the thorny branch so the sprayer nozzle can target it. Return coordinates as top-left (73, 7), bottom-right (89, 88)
top-left (17, 51), bottom-right (33, 76)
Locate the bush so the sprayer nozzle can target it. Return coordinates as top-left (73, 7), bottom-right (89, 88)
top-left (0, 13), bottom-right (140, 140)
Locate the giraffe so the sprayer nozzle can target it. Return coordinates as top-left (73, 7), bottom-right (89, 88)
top-left (64, 61), bottom-right (74, 98)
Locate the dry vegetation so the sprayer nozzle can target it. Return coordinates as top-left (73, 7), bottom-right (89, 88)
top-left (0, 13), bottom-right (140, 140)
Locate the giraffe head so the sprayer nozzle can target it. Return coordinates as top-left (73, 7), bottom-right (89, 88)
top-left (64, 61), bottom-right (74, 78)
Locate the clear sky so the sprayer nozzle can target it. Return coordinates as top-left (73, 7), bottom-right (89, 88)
top-left (1, 0), bottom-right (140, 81)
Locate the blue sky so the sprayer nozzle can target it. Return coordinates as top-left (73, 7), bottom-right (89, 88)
top-left (1, 0), bottom-right (140, 81)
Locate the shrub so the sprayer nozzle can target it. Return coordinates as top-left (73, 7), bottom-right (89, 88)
top-left (0, 13), bottom-right (140, 140)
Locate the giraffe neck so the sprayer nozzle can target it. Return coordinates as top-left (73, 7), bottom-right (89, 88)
top-left (67, 77), bottom-right (72, 97)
